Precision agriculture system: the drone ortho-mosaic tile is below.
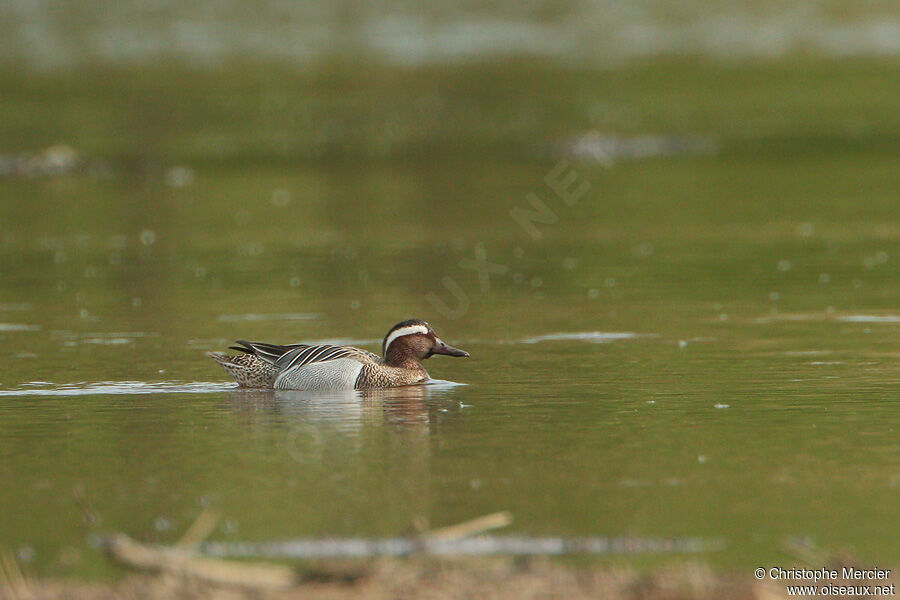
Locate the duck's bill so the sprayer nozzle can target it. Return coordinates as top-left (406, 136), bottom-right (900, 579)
top-left (433, 340), bottom-right (470, 357)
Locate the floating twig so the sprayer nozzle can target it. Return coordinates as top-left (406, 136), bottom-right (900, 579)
top-left (177, 508), bottom-right (222, 552)
top-left (72, 482), bottom-right (102, 527)
top-left (102, 533), bottom-right (297, 590)
top-left (423, 511), bottom-right (513, 541)
top-left (0, 548), bottom-right (33, 600)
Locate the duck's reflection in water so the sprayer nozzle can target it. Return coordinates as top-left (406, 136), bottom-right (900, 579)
top-left (224, 380), bottom-right (465, 440)
top-left (223, 384), bottom-right (466, 527)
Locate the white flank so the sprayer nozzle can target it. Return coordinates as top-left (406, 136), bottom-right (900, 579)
top-left (383, 325), bottom-right (429, 353)
top-left (274, 358), bottom-right (364, 391)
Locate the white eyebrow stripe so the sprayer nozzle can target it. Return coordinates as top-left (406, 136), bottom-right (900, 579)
top-left (383, 325), bottom-right (429, 353)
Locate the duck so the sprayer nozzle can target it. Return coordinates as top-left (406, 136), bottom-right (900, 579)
top-left (208, 319), bottom-right (469, 390)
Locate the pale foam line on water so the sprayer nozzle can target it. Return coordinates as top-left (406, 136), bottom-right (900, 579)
top-left (424, 378), bottom-right (467, 390)
top-left (218, 313), bottom-right (320, 322)
top-left (518, 332), bottom-right (653, 344)
top-left (756, 314), bottom-right (900, 324)
top-left (84, 331), bottom-right (155, 338)
top-left (81, 337), bottom-right (133, 345)
top-left (0, 323), bottom-right (39, 332)
top-left (49, 331), bottom-right (157, 346)
top-left (754, 314), bottom-right (824, 323)
top-left (836, 315), bottom-right (900, 323)
top-left (0, 379), bottom-right (463, 398)
top-left (0, 303), bottom-right (33, 311)
top-left (0, 381), bottom-right (237, 397)
top-left (202, 535), bottom-right (724, 559)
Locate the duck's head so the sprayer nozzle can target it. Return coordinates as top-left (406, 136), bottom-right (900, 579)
top-left (382, 319), bottom-right (469, 366)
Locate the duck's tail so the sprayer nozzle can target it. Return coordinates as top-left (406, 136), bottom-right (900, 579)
top-left (207, 352), bottom-right (278, 388)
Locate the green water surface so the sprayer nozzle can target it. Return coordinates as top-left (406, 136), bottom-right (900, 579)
top-left (0, 58), bottom-right (898, 576)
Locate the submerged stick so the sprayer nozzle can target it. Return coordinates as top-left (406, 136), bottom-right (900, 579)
top-left (424, 511), bottom-right (513, 541)
top-left (0, 548), bottom-right (33, 600)
top-left (103, 533), bottom-right (297, 589)
top-left (177, 507), bottom-right (222, 552)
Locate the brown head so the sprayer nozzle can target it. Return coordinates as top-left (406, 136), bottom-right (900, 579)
top-left (382, 319), bottom-right (469, 368)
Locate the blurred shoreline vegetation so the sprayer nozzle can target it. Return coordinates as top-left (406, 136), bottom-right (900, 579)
top-left (1, 56), bottom-right (897, 165)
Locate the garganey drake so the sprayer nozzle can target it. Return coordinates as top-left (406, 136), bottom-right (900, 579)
top-left (208, 319), bottom-right (469, 390)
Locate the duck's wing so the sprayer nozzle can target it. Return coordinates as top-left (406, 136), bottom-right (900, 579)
top-left (231, 340), bottom-right (365, 371)
top-left (230, 340), bottom-right (306, 364)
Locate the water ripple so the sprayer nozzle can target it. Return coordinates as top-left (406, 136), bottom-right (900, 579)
top-left (0, 380), bottom-right (237, 397)
top-left (0, 323), bottom-right (39, 332)
top-left (836, 315), bottom-right (900, 323)
top-left (203, 535), bottom-right (725, 558)
top-left (518, 331), bottom-right (653, 344)
top-left (0, 379), bottom-right (463, 398)
top-left (218, 313), bottom-right (320, 322)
